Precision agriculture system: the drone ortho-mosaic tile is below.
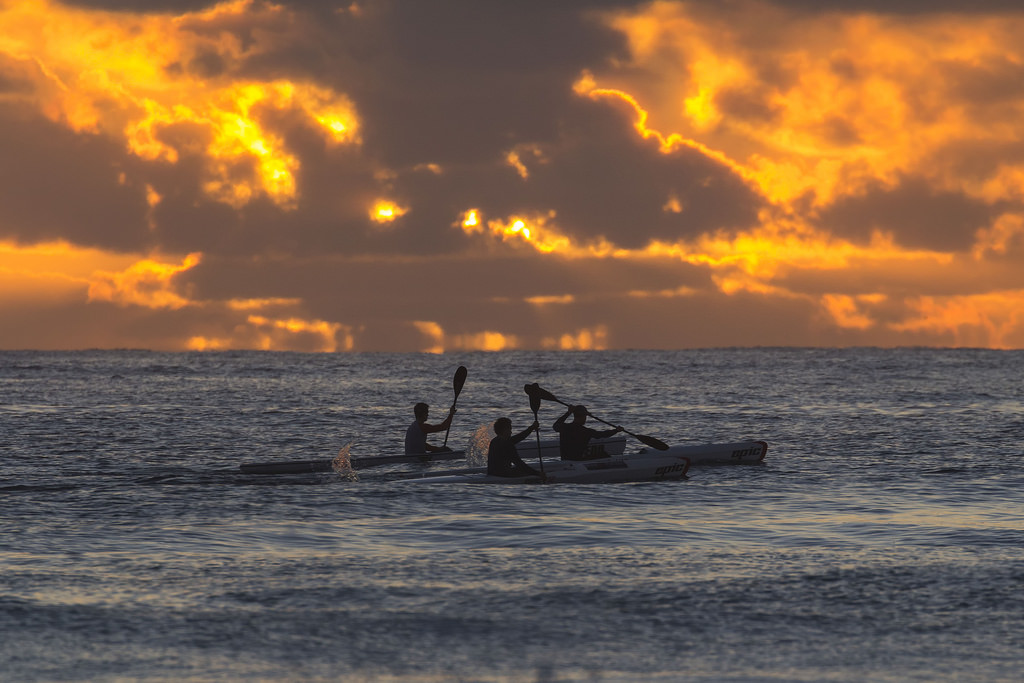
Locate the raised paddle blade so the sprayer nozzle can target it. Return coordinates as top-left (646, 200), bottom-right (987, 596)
top-left (635, 433), bottom-right (670, 451)
top-left (527, 383), bottom-right (541, 415)
top-left (453, 365), bottom-right (468, 398)
top-left (530, 384), bottom-right (563, 404)
top-left (443, 366), bottom-right (468, 448)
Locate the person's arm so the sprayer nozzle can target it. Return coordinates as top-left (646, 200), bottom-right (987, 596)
top-left (418, 410), bottom-right (456, 452)
top-left (421, 409), bottom-right (455, 434)
top-left (510, 421), bottom-right (539, 445)
top-left (552, 407), bottom-right (572, 432)
top-left (592, 425), bottom-right (623, 439)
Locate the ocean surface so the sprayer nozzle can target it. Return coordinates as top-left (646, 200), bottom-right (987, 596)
top-left (1, 348), bottom-right (1022, 682)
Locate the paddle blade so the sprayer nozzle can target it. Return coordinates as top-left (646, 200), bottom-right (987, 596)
top-left (453, 366), bottom-right (468, 398)
top-left (636, 433), bottom-right (670, 451)
top-left (530, 384), bottom-right (561, 403)
top-left (526, 383), bottom-right (541, 415)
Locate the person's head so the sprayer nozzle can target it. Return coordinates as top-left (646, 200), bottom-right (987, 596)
top-left (572, 405), bottom-right (588, 422)
top-left (493, 417), bottom-right (512, 437)
top-left (414, 402), bottom-right (429, 421)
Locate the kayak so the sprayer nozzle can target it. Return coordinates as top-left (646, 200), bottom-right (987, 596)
top-left (408, 453), bottom-right (691, 484)
top-left (630, 440), bottom-right (767, 465)
top-left (239, 450), bottom-right (466, 474)
top-left (237, 439), bottom-right (766, 475)
top-left (405, 439), bottom-right (766, 484)
top-left (237, 436), bottom-right (627, 475)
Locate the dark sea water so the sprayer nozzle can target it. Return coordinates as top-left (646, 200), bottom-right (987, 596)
top-left (1, 348), bottom-right (1022, 682)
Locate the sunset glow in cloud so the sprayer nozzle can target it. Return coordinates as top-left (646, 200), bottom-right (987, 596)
top-left (5, 0), bottom-right (1024, 351)
top-left (1, 0), bottom-right (359, 208)
top-left (87, 252), bottom-right (200, 309)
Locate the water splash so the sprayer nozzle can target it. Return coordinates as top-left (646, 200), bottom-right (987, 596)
top-left (466, 424), bottom-right (491, 466)
top-left (332, 442), bottom-right (358, 481)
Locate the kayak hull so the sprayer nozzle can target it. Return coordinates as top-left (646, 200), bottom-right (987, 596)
top-left (237, 439), bottom-right (767, 475)
top-left (237, 436), bottom-right (627, 475)
top-left (410, 454), bottom-right (691, 484)
top-left (239, 450), bottom-right (466, 474)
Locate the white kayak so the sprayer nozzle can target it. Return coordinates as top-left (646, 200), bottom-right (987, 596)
top-left (238, 436), bottom-right (627, 474)
top-left (630, 440), bottom-right (768, 466)
top-left (238, 439), bottom-right (765, 476)
top-left (406, 439), bottom-right (767, 484)
top-left (408, 453), bottom-right (691, 484)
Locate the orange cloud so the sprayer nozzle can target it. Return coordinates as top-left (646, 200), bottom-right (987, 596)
top-left (457, 209), bottom-right (619, 257)
top-left (187, 314), bottom-right (353, 352)
top-left (458, 211), bottom-right (569, 253)
top-left (87, 253), bottom-right (201, 309)
top-left (410, 321), bottom-right (521, 352)
top-left (8, 1), bottom-right (1024, 352)
top-left (0, 240), bottom-right (141, 302)
top-left (413, 320), bottom-right (446, 354)
top-left (371, 200), bottom-right (409, 224)
top-left (504, 144), bottom-right (545, 180)
top-left (973, 213), bottom-right (1024, 260)
top-left (79, 251), bottom-right (355, 351)
top-left (891, 292), bottom-right (1024, 348)
top-left (822, 293), bottom-right (887, 331)
top-left (245, 314), bottom-right (351, 352)
top-left (1, 243), bottom-right (358, 352)
top-left (589, 1), bottom-right (1024, 210)
top-left (542, 325), bottom-right (609, 351)
top-left (451, 331), bottom-right (520, 352)
top-left (0, 0), bottom-right (359, 208)
top-left (526, 294), bottom-right (575, 306)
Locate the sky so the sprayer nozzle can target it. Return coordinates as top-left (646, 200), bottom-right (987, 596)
top-left (4, 0), bottom-right (1024, 352)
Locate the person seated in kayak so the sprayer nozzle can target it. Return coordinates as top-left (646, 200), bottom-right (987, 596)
top-left (405, 402), bottom-right (456, 454)
top-left (552, 405), bottom-right (623, 460)
top-left (486, 417), bottom-right (543, 478)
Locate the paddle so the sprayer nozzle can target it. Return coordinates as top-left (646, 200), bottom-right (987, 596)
top-left (529, 384), bottom-right (670, 451)
top-left (525, 383), bottom-right (546, 475)
top-left (442, 365), bottom-right (468, 448)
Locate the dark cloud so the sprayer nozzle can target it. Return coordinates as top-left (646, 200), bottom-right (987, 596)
top-left (779, 256), bottom-right (1024, 299)
top-left (59, 1), bottom-right (216, 10)
top-left (0, 106), bottom-right (151, 250)
top-left (184, 250), bottom-right (713, 318)
top-left (0, 65), bottom-right (35, 95)
top-left (48, 0), bottom-right (931, 13)
top-left (512, 101), bottom-right (764, 247)
top-left (1, 0), bottom-right (760, 259)
top-left (168, 247), bottom-right (720, 351)
top-left (759, 0), bottom-right (1024, 13)
top-left (943, 56), bottom-right (1024, 104)
top-left (815, 178), bottom-right (998, 252)
top-left (322, 1), bottom-right (629, 168)
top-left (6, 0), bottom-right (1024, 351)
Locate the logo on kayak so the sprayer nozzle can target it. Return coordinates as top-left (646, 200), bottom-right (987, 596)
top-left (654, 462), bottom-right (688, 477)
top-left (731, 446), bottom-right (762, 460)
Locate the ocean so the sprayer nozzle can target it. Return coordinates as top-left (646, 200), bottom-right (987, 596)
top-left (1, 348), bottom-right (1022, 682)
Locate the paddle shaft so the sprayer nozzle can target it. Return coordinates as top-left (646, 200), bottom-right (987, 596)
top-left (527, 383), bottom-right (545, 475)
top-left (533, 385), bottom-right (669, 451)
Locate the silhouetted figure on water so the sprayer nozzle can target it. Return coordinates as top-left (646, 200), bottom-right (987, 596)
top-left (552, 405), bottom-right (622, 460)
top-left (486, 417), bottom-right (542, 478)
top-left (405, 402), bottom-right (455, 454)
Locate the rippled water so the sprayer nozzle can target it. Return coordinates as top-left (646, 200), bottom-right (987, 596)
top-left (2, 349), bottom-right (1023, 681)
